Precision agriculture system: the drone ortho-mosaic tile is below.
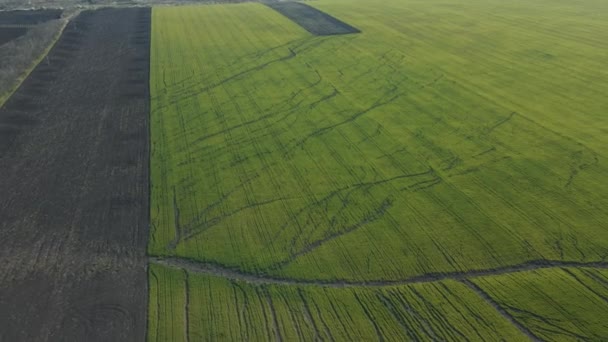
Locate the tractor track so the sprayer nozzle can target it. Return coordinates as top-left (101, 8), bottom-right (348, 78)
top-left (150, 256), bottom-right (608, 288)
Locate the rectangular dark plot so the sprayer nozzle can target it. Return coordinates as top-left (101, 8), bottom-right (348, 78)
top-left (0, 27), bottom-right (26, 46)
top-left (0, 9), bottom-right (62, 25)
top-left (266, 2), bottom-right (360, 36)
top-left (0, 7), bottom-right (150, 342)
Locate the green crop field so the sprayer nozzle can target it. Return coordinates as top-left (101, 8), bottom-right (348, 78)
top-left (471, 267), bottom-right (608, 341)
top-left (148, 0), bottom-right (608, 339)
top-left (148, 263), bottom-right (529, 341)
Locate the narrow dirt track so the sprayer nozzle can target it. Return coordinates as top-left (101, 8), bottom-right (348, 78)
top-left (151, 256), bottom-right (608, 287)
top-left (0, 8), bottom-right (149, 341)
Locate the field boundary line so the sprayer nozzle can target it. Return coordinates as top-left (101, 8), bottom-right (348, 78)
top-left (149, 256), bottom-right (608, 288)
top-left (0, 10), bottom-right (79, 109)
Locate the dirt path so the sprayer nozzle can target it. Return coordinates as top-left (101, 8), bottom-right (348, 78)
top-left (150, 256), bottom-right (608, 287)
top-left (0, 8), bottom-right (150, 341)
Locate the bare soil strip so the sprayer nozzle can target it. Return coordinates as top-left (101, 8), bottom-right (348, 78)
top-left (266, 2), bottom-right (360, 36)
top-left (0, 8), bottom-right (149, 341)
top-left (0, 11), bottom-right (74, 108)
top-left (0, 27), bottom-right (26, 45)
top-left (0, 9), bottom-right (62, 25)
top-left (151, 256), bottom-right (607, 287)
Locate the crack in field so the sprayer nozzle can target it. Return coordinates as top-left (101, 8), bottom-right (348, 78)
top-left (149, 256), bottom-right (607, 288)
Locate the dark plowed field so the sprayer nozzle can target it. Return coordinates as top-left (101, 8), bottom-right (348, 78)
top-left (0, 26), bottom-right (26, 45)
top-left (0, 9), bottom-right (62, 25)
top-left (0, 8), bottom-right (150, 342)
top-left (266, 2), bottom-right (360, 36)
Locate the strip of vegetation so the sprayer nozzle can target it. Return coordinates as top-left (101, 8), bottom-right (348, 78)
top-left (149, 263), bottom-right (528, 341)
top-left (150, 1), bottom-right (608, 283)
top-left (149, 0), bottom-right (608, 339)
top-left (471, 267), bottom-right (608, 341)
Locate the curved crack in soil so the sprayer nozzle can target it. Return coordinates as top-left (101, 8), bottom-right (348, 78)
top-left (149, 256), bottom-right (608, 288)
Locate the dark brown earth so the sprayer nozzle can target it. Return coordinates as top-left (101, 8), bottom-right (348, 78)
top-left (0, 8), bottom-right (149, 342)
top-left (0, 9), bottom-right (62, 25)
top-left (266, 2), bottom-right (360, 36)
top-left (0, 27), bottom-right (27, 45)
top-left (0, 26), bottom-right (26, 46)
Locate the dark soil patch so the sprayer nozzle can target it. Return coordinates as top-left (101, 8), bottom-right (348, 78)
top-left (0, 7), bottom-right (150, 342)
top-left (266, 2), bottom-right (360, 36)
top-left (0, 26), bottom-right (26, 45)
top-left (0, 9), bottom-right (62, 25)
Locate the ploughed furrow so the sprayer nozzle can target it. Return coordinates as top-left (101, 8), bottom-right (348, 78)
top-left (0, 8), bottom-right (150, 341)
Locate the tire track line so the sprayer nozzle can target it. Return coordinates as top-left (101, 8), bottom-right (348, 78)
top-left (149, 256), bottom-right (607, 288)
top-left (460, 279), bottom-right (543, 342)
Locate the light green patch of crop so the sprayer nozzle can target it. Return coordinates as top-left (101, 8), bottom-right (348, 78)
top-left (148, 264), bottom-right (187, 341)
top-left (150, 0), bottom-right (608, 282)
top-left (148, 264), bottom-right (527, 341)
top-left (472, 267), bottom-right (608, 341)
top-left (149, 0), bottom-right (608, 339)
